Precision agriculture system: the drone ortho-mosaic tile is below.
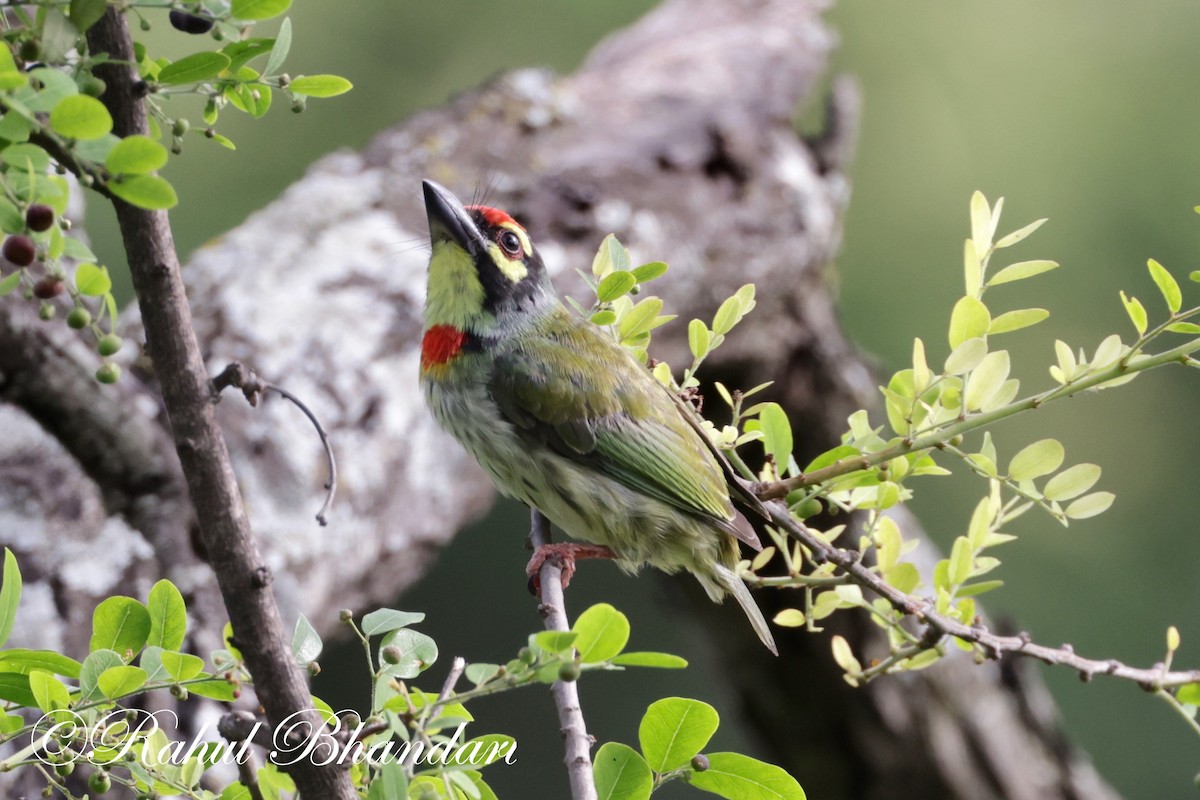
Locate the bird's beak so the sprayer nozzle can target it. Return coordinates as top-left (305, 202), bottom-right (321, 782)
top-left (423, 180), bottom-right (485, 257)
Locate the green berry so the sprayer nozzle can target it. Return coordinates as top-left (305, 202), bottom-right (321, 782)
top-left (518, 646), bottom-right (535, 664)
top-left (88, 770), bottom-right (111, 793)
top-left (381, 645), bottom-right (402, 665)
top-left (96, 363), bottom-right (121, 384)
top-left (97, 333), bottom-right (123, 357)
top-left (172, 118), bottom-right (190, 137)
top-left (291, 97), bottom-right (306, 113)
top-left (557, 663), bottom-right (580, 682)
top-left (795, 498), bottom-right (823, 519)
top-left (67, 307), bottom-right (92, 329)
top-left (38, 302), bottom-right (55, 320)
top-left (78, 74), bottom-right (107, 98)
top-left (339, 609), bottom-right (353, 623)
top-left (170, 684), bottom-right (188, 700)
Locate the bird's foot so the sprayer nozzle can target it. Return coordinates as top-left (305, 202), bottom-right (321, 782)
top-left (526, 543), bottom-right (615, 594)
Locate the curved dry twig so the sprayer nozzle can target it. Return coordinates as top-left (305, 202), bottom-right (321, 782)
top-left (211, 361), bottom-right (338, 525)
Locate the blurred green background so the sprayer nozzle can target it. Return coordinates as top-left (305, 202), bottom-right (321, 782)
top-left (89, 2), bottom-right (1200, 797)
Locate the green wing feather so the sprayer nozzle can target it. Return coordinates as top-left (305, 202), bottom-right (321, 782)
top-left (489, 309), bottom-right (734, 523)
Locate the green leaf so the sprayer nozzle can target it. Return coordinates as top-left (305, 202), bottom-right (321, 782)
top-left (0, 649), bottom-right (81, 678)
top-left (160, 651), bottom-right (205, 682)
top-left (687, 752), bottom-right (806, 800)
top-left (1, 143), bottom-right (51, 172)
top-left (90, 596), bottom-right (151, 657)
top-left (69, 0), bottom-right (108, 32)
top-left (361, 609), bottom-right (425, 636)
top-left (29, 670), bottom-right (70, 713)
top-left (1008, 439), bottom-right (1064, 481)
top-left (610, 652), bottom-right (688, 668)
top-left (1043, 463), bottom-right (1102, 501)
top-left (962, 350), bottom-right (1010, 412)
top-left (963, 239), bottom-right (982, 298)
top-left (379, 628), bottom-right (438, 678)
top-left (264, 18), bottom-right (293, 76)
top-left (533, 630), bottom-right (578, 654)
top-left (592, 234), bottom-right (630, 279)
top-left (464, 662), bottom-right (500, 685)
top-left (988, 308), bottom-right (1049, 335)
top-left (158, 53), bottom-right (232, 85)
top-left (366, 760), bottom-right (408, 800)
top-left (1166, 322), bottom-right (1200, 334)
top-left (105, 135), bottom-right (168, 175)
top-left (712, 294), bottom-right (747, 336)
top-left (232, 0), bottom-right (293, 20)
top-left (1147, 258), bottom-right (1182, 313)
top-left (758, 403), bottom-right (793, 470)
top-left (108, 175), bottom-right (178, 210)
top-left (590, 309), bottom-right (617, 326)
top-left (630, 261), bottom-right (668, 283)
top-left (0, 549), bottom-right (20, 648)
top-left (188, 676), bottom-right (237, 702)
top-left (638, 697), bottom-right (719, 772)
top-left (948, 537), bottom-right (972, 586)
top-left (572, 603), bottom-right (630, 663)
top-left (956, 580), bottom-right (1005, 598)
top-left (40, 8), bottom-right (78, 65)
top-left (97, 665), bottom-right (148, 699)
top-left (223, 39), bottom-right (276, 73)
top-left (78, 649), bottom-right (125, 704)
top-left (1065, 492), bottom-right (1115, 520)
top-left (49, 95), bottom-right (113, 140)
top-left (74, 263), bottom-right (111, 296)
top-left (994, 218), bottom-right (1048, 249)
top-left (688, 319), bottom-right (711, 360)
top-left (1120, 291), bottom-right (1147, 336)
top-left (289, 74), bottom-right (353, 98)
top-left (146, 580), bottom-right (187, 651)
top-left (969, 190), bottom-right (993, 255)
top-left (593, 742), bottom-right (652, 800)
top-left (292, 614), bottom-right (322, 666)
top-left (1178, 683), bottom-right (1200, 705)
top-left (618, 297), bottom-right (663, 341)
top-left (597, 271), bottom-right (636, 303)
top-left (988, 259), bottom-right (1059, 287)
top-left (948, 296), bottom-right (991, 348)
top-left (830, 635), bottom-right (862, 674)
top-left (0, 673), bottom-right (35, 706)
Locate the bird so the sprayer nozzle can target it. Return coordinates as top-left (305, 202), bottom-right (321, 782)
top-left (419, 179), bottom-right (777, 655)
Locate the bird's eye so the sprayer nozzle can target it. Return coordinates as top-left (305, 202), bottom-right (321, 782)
top-left (498, 230), bottom-right (523, 257)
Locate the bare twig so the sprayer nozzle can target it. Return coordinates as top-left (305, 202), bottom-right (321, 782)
top-left (529, 509), bottom-right (598, 800)
top-left (218, 711), bottom-right (269, 800)
top-left (85, 11), bottom-right (355, 799)
top-left (438, 656), bottom-right (467, 702)
top-left (211, 361), bottom-right (338, 525)
top-left (766, 501), bottom-right (1200, 689)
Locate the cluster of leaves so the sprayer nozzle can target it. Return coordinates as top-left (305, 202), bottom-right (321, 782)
top-left (594, 697), bottom-right (804, 800)
top-left (581, 195), bottom-right (1200, 736)
top-left (0, 1), bottom-right (349, 381)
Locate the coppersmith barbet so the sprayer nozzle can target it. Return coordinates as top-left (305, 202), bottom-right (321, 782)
top-left (419, 180), bottom-right (776, 654)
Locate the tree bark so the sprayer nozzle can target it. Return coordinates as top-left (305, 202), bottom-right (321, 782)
top-left (0, 1), bottom-right (1118, 798)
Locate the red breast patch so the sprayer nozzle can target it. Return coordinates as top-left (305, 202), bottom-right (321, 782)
top-left (421, 325), bottom-right (468, 369)
top-left (468, 205), bottom-right (524, 230)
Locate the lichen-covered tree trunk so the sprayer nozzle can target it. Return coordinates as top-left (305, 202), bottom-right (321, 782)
top-left (0, 0), bottom-right (1117, 797)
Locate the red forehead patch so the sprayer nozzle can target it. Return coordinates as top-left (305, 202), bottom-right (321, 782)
top-left (468, 205), bottom-right (524, 230)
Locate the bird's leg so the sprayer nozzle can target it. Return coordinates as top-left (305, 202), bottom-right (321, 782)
top-left (526, 543), bottom-right (615, 593)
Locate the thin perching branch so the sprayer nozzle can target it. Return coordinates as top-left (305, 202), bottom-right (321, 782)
top-left (766, 501), bottom-right (1200, 689)
top-left (85, 10), bottom-right (356, 799)
top-left (530, 509), bottom-right (598, 800)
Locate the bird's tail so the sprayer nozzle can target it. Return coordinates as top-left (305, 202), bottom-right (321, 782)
top-left (709, 563), bottom-right (778, 656)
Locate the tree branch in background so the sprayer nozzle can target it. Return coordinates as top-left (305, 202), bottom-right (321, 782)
top-left (84, 10), bottom-right (355, 799)
top-left (530, 509), bottom-right (598, 800)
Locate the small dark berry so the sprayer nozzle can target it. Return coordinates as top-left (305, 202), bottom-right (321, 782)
top-left (18, 39), bottom-right (39, 63)
top-left (33, 276), bottom-right (64, 299)
top-left (170, 685), bottom-right (189, 700)
top-left (291, 97), bottom-right (306, 113)
top-left (25, 204), bottom-right (54, 232)
top-left (168, 10), bottom-right (214, 34)
top-left (97, 333), bottom-right (123, 357)
top-left (691, 754), bottom-right (710, 772)
top-left (3, 235), bottom-right (36, 266)
top-left (557, 663), bottom-right (580, 682)
top-left (95, 363), bottom-right (120, 384)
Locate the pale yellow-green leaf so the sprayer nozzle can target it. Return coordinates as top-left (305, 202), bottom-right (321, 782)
top-left (750, 546), bottom-right (776, 572)
top-left (834, 585), bottom-right (864, 606)
top-left (1065, 491), bottom-right (1115, 520)
top-left (988, 259), bottom-right (1059, 287)
top-left (948, 537), bottom-right (972, 586)
top-left (831, 635), bottom-right (862, 674)
top-left (1043, 464), bottom-right (1101, 501)
top-left (983, 378), bottom-right (1020, 412)
top-left (1054, 339), bottom-right (1077, 381)
top-left (969, 190), bottom-right (992, 255)
top-left (1008, 439), bottom-right (1064, 481)
top-left (963, 350), bottom-right (1010, 411)
top-left (966, 453), bottom-right (998, 477)
top-left (966, 498), bottom-right (992, 549)
top-left (1147, 258), bottom-right (1182, 313)
top-left (912, 337), bottom-right (931, 391)
top-left (994, 218), bottom-right (1048, 249)
top-left (944, 337), bottom-right (987, 374)
top-left (773, 609), bottom-right (805, 628)
top-left (948, 296), bottom-right (991, 348)
top-left (989, 308), bottom-right (1049, 335)
top-left (875, 516), bottom-right (902, 572)
top-left (1168, 626), bottom-right (1181, 653)
top-left (1090, 334), bottom-right (1124, 370)
top-left (1120, 291), bottom-right (1148, 336)
top-left (963, 239), bottom-right (982, 298)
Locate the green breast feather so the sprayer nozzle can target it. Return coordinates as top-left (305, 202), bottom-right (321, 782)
top-left (488, 308), bottom-right (736, 525)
